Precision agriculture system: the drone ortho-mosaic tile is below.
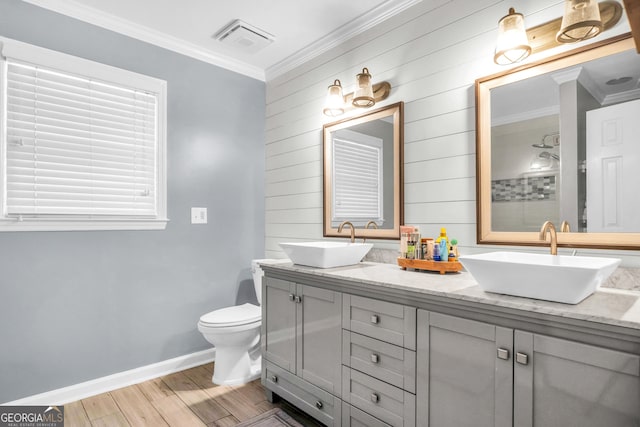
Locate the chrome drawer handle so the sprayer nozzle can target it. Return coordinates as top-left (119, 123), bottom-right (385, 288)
top-left (294, 295), bottom-right (302, 303)
top-left (371, 393), bottom-right (380, 403)
top-left (315, 400), bottom-right (323, 409)
top-left (516, 352), bottom-right (529, 365)
top-left (370, 314), bottom-right (379, 324)
top-left (288, 294), bottom-right (295, 301)
top-left (497, 348), bottom-right (510, 360)
top-left (270, 375), bottom-right (278, 383)
top-left (371, 353), bottom-right (379, 363)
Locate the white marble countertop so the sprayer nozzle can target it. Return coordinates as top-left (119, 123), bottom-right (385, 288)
top-left (261, 261), bottom-right (640, 332)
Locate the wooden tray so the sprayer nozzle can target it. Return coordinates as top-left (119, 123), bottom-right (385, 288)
top-left (397, 257), bottom-right (463, 274)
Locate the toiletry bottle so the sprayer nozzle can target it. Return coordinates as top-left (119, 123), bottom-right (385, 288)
top-left (433, 241), bottom-right (441, 261)
top-left (407, 238), bottom-right (415, 259)
top-left (438, 228), bottom-right (449, 261)
top-left (440, 239), bottom-right (448, 262)
top-left (400, 232), bottom-right (409, 258)
top-left (450, 238), bottom-right (459, 260)
top-left (426, 238), bottom-right (434, 260)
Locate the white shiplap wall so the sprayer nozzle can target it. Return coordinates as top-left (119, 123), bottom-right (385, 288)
top-left (265, 0), bottom-right (640, 266)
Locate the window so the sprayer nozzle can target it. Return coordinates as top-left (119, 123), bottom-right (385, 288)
top-left (0, 38), bottom-right (167, 231)
top-left (331, 128), bottom-right (384, 227)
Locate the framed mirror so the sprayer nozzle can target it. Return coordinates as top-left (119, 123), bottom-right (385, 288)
top-left (476, 33), bottom-right (640, 249)
top-left (323, 102), bottom-right (404, 240)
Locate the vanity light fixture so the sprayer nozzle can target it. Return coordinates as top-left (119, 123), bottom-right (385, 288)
top-left (494, 8), bottom-right (532, 65)
top-left (494, 0), bottom-right (622, 65)
top-left (557, 0), bottom-right (603, 42)
top-left (322, 68), bottom-right (391, 117)
top-left (323, 79), bottom-right (345, 117)
top-left (353, 68), bottom-right (375, 107)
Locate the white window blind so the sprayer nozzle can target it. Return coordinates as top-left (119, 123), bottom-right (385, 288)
top-left (332, 129), bottom-right (384, 225)
top-left (0, 37), bottom-right (167, 230)
top-left (6, 60), bottom-right (156, 216)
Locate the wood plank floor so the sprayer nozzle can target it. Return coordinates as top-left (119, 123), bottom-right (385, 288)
top-left (64, 362), bottom-right (322, 427)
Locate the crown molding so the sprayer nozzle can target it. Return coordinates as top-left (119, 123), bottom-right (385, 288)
top-left (22, 0), bottom-right (266, 81)
top-left (265, 0), bottom-right (423, 80)
top-left (23, 0), bottom-right (422, 82)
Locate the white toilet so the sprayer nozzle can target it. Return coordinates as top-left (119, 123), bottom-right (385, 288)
top-left (197, 259), bottom-right (284, 386)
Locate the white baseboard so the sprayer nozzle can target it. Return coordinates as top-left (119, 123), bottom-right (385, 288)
top-left (3, 348), bottom-right (215, 405)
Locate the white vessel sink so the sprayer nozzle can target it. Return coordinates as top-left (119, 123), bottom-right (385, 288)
top-left (458, 251), bottom-right (620, 304)
top-left (279, 241), bottom-right (373, 269)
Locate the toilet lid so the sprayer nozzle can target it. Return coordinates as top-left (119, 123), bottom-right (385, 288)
top-left (199, 303), bottom-right (261, 327)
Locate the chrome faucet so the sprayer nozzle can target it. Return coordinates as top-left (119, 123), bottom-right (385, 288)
top-left (362, 220), bottom-right (378, 243)
top-left (338, 221), bottom-right (356, 243)
top-left (560, 220), bottom-right (571, 232)
top-left (539, 221), bottom-right (558, 255)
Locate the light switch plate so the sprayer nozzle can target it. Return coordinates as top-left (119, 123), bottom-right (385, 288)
top-left (191, 207), bottom-right (207, 224)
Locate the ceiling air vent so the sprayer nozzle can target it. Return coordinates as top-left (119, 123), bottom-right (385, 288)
top-left (214, 19), bottom-right (274, 54)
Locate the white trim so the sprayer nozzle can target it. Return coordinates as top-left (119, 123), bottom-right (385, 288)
top-left (0, 218), bottom-right (169, 232)
top-left (492, 105), bottom-right (560, 127)
top-left (0, 36), bottom-right (169, 231)
top-left (266, 0), bottom-right (423, 80)
top-left (2, 348), bottom-right (215, 405)
top-left (21, 0), bottom-right (265, 81)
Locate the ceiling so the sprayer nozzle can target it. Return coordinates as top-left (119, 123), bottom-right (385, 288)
top-left (23, 0), bottom-right (422, 81)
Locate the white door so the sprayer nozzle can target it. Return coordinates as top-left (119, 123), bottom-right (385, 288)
top-left (586, 98), bottom-right (640, 232)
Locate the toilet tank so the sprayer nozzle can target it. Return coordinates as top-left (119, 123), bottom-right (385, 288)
top-left (251, 259), bottom-right (289, 305)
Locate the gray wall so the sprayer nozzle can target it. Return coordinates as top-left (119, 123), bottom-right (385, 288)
top-left (0, 0), bottom-right (265, 403)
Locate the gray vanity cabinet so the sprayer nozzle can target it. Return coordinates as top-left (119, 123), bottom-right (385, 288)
top-left (262, 276), bottom-right (343, 424)
top-left (417, 310), bottom-right (640, 427)
top-left (513, 331), bottom-right (640, 427)
top-left (416, 310), bottom-right (513, 427)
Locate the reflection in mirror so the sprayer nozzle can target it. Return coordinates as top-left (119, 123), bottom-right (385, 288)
top-left (323, 102), bottom-right (403, 240)
top-left (477, 34), bottom-right (640, 249)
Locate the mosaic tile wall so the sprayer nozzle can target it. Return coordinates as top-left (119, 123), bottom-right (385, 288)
top-left (492, 175), bottom-right (556, 202)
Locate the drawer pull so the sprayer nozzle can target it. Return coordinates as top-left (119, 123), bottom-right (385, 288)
top-left (294, 295), bottom-right (302, 304)
top-left (497, 348), bottom-right (510, 360)
top-left (370, 314), bottom-right (379, 324)
top-left (270, 375), bottom-right (278, 383)
top-left (315, 400), bottom-right (323, 409)
top-left (370, 353), bottom-right (379, 363)
top-left (516, 352), bottom-right (529, 365)
top-left (371, 393), bottom-right (380, 403)
top-left (288, 294), bottom-right (295, 301)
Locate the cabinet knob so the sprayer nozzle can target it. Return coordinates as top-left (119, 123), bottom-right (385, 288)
top-left (294, 295), bottom-right (302, 303)
top-left (315, 400), bottom-right (323, 409)
top-left (370, 314), bottom-right (379, 324)
top-left (270, 375), bottom-right (278, 383)
top-left (516, 352), bottom-right (529, 365)
top-left (371, 393), bottom-right (380, 403)
top-left (370, 353), bottom-right (380, 363)
top-left (288, 294), bottom-right (295, 301)
top-left (497, 348), bottom-right (510, 360)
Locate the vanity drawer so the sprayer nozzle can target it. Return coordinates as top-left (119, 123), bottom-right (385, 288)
top-left (342, 366), bottom-right (416, 427)
top-left (342, 330), bottom-right (416, 393)
top-left (343, 294), bottom-right (416, 350)
top-left (263, 361), bottom-right (341, 426)
top-left (342, 402), bottom-right (392, 427)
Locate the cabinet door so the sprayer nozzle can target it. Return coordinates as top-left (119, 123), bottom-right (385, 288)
top-left (297, 284), bottom-right (342, 397)
top-left (514, 331), bottom-right (640, 427)
top-left (416, 310), bottom-right (513, 427)
top-left (262, 277), bottom-right (297, 372)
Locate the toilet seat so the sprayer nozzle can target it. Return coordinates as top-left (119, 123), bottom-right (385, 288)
top-left (199, 303), bottom-right (261, 328)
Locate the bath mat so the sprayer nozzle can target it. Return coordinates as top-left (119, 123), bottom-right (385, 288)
top-left (236, 408), bottom-right (304, 427)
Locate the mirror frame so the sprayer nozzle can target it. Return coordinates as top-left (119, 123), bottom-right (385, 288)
top-left (476, 33), bottom-right (640, 250)
top-left (323, 102), bottom-right (404, 240)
